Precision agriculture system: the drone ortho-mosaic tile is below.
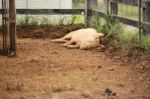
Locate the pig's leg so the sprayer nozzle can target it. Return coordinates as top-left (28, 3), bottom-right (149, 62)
top-left (66, 44), bottom-right (79, 49)
top-left (51, 35), bottom-right (71, 43)
top-left (51, 38), bottom-right (68, 43)
top-left (63, 40), bottom-right (75, 47)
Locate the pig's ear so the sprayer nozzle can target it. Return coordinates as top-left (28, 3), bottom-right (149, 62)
top-left (93, 33), bottom-right (104, 39)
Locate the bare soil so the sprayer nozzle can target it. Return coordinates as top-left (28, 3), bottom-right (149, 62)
top-left (0, 26), bottom-right (150, 99)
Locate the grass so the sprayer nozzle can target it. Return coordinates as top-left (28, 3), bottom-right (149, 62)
top-left (17, 15), bottom-right (84, 27)
top-left (89, 13), bottom-right (150, 55)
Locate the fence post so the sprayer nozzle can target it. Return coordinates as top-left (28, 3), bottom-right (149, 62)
top-left (110, 2), bottom-right (118, 15)
top-left (9, 0), bottom-right (17, 56)
top-left (142, 0), bottom-right (150, 34)
top-left (85, 0), bottom-right (98, 27)
top-left (84, 0), bottom-right (88, 27)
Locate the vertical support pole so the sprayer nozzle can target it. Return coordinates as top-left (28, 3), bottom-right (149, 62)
top-left (84, 0), bottom-right (98, 27)
top-left (9, 0), bottom-right (17, 56)
top-left (142, 0), bottom-right (150, 34)
top-left (138, 0), bottom-right (142, 40)
top-left (84, 0), bottom-right (88, 27)
top-left (26, 0), bottom-right (29, 25)
top-left (2, 0), bottom-right (8, 56)
top-left (110, 2), bottom-right (118, 15)
top-left (2, 0), bottom-right (6, 55)
top-left (106, 0), bottom-right (110, 14)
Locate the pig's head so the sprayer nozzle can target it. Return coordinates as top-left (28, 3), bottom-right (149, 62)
top-left (79, 33), bottom-right (104, 50)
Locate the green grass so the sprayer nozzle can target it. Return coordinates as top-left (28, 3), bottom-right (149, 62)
top-left (17, 15), bottom-right (84, 27)
top-left (89, 13), bottom-right (150, 55)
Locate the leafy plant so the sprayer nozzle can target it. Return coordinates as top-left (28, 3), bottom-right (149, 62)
top-left (89, 13), bottom-right (102, 32)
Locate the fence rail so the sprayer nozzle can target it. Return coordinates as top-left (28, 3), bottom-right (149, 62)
top-left (0, 0), bottom-right (149, 34)
top-left (0, 9), bottom-right (84, 15)
top-left (88, 0), bottom-right (150, 34)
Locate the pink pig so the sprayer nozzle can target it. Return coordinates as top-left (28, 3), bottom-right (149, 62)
top-left (51, 28), bottom-right (104, 50)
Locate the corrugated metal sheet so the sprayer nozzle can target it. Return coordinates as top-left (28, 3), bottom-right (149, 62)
top-left (0, 0), bottom-right (73, 25)
top-left (16, 0), bottom-right (72, 9)
top-left (0, 0), bottom-right (72, 9)
top-left (0, 0), bottom-right (73, 9)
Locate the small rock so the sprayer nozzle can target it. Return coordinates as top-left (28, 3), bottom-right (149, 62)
top-left (81, 90), bottom-right (93, 99)
top-left (129, 78), bottom-right (132, 81)
top-left (138, 66), bottom-right (145, 70)
top-left (118, 84), bottom-right (124, 87)
top-left (104, 88), bottom-right (117, 96)
top-left (108, 67), bottom-right (114, 71)
top-left (139, 77), bottom-right (143, 80)
top-left (105, 88), bottom-right (112, 96)
top-left (112, 92), bottom-right (117, 96)
top-left (51, 86), bottom-right (62, 92)
top-left (97, 65), bottom-right (102, 69)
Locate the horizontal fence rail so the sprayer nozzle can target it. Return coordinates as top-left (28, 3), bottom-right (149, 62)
top-left (0, 0), bottom-right (149, 33)
top-left (0, 9), bottom-right (85, 15)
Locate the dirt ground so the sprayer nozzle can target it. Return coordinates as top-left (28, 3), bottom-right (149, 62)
top-left (0, 26), bottom-right (150, 99)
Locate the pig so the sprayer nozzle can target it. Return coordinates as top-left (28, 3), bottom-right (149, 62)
top-left (51, 28), bottom-right (104, 50)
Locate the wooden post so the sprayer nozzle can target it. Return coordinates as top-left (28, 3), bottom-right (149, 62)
top-left (110, 2), bottom-right (118, 15)
top-left (85, 0), bottom-right (98, 27)
top-left (84, 0), bottom-right (88, 27)
top-left (106, 0), bottom-right (110, 14)
top-left (2, 0), bottom-right (9, 56)
top-left (2, 0), bottom-right (7, 55)
top-left (138, 0), bottom-right (142, 39)
top-left (142, 0), bottom-right (150, 34)
top-left (9, 0), bottom-right (16, 56)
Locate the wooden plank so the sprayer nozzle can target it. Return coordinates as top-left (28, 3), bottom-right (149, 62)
top-left (0, 9), bottom-right (84, 15)
top-left (92, 10), bottom-right (150, 27)
top-left (92, 10), bottom-right (138, 27)
top-left (13, 9), bottom-right (84, 15)
top-left (110, 0), bottom-right (150, 8)
top-left (17, 9), bottom-right (84, 15)
top-left (142, 0), bottom-right (150, 9)
top-left (110, 0), bottom-right (138, 6)
top-left (84, 0), bottom-right (88, 27)
top-left (142, 0), bottom-right (150, 34)
top-left (110, 2), bottom-right (118, 15)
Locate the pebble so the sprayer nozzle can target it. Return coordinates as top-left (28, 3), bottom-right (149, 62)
top-left (81, 90), bottom-right (93, 99)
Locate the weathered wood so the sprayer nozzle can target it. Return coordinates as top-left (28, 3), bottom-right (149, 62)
top-left (9, 0), bottom-right (16, 56)
top-left (142, 0), bottom-right (150, 34)
top-left (92, 9), bottom-right (138, 27)
top-left (110, 0), bottom-right (150, 8)
top-left (2, 0), bottom-right (6, 55)
top-left (110, 0), bottom-right (138, 6)
top-left (2, 0), bottom-right (9, 56)
top-left (106, 0), bottom-right (109, 14)
top-left (92, 9), bottom-right (150, 28)
top-left (142, 0), bottom-right (150, 9)
top-left (138, 0), bottom-right (142, 38)
top-left (110, 2), bottom-right (118, 15)
top-left (86, 0), bottom-right (98, 27)
top-left (84, 0), bottom-right (88, 27)
top-left (0, 9), bottom-right (84, 15)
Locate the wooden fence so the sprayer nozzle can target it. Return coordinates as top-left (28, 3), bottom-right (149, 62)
top-left (0, 0), bottom-right (149, 34)
top-left (87, 0), bottom-right (150, 34)
top-left (3, 0), bottom-right (147, 34)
